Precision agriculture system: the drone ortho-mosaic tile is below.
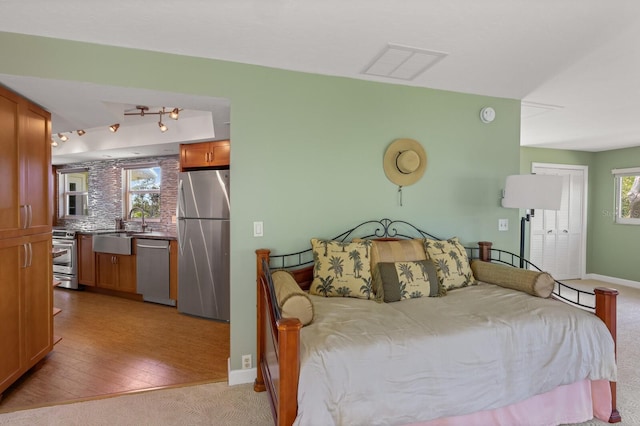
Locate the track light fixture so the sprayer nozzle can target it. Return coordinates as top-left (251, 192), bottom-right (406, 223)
top-left (125, 105), bottom-right (181, 132)
top-left (109, 123), bottom-right (120, 133)
top-left (51, 139), bottom-right (58, 147)
top-left (57, 133), bottom-right (69, 142)
top-left (77, 129), bottom-right (86, 136)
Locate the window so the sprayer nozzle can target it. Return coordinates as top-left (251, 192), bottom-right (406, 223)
top-left (612, 167), bottom-right (640, 224)
top-left (124, 164), bottom-right (162, 221)
top-left (58, 169), bottom-right (89, 217)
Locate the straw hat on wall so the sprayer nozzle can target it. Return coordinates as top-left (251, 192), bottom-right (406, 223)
top-left (383, 138), bottom-right (427, 187)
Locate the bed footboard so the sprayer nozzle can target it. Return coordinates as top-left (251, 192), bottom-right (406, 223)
top-left (255, 249), bottom-right (301, 426)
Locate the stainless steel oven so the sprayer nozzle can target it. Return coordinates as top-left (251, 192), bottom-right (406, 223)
top-left (52, 230), bottom-right (79, 289)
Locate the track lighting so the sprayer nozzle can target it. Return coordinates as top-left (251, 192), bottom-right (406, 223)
top-left (169, 108), bottom-right (180, 120)
top-left (57, 133), bottom-right (69, 142)
top-left (125, 105), bottom-right (181, 131)
top-left (109, 123), bottom-right (120, 133)
top-left (158, 120), bottom-right (168, 132)
top-left (77, 129), bottom-right (86, 136)
top-left (51, 139), bottom-right (58, 147)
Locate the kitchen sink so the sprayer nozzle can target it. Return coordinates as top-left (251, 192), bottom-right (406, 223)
top-left (92, 233), bottom-right (133, 255)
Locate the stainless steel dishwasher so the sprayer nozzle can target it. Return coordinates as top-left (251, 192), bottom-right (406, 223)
top-left (136, 239), bottom-right (176, 306)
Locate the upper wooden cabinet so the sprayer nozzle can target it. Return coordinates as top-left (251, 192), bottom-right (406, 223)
top-left (0, 85), bottom-right (52, 238)
top-left (180, 140), bottom-right (230, 171)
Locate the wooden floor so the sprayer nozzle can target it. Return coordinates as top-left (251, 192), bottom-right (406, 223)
top-left (0, 287), bottom-right (229, 413)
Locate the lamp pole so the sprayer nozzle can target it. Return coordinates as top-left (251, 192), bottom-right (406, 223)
top-left (519, 209), bottom-right (534, 268)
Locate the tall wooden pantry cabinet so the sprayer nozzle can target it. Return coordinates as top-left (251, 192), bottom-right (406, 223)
top-left (0, 84), bottom-right (53, 396)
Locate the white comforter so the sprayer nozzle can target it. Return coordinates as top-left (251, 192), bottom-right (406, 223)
top-left (294, 283), bottom-right (617, 426)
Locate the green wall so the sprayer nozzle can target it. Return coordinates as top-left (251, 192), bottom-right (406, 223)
top-left (0, 32), bottom-right (522, 371)
top-left (588, 146), bottom-right (640, 281)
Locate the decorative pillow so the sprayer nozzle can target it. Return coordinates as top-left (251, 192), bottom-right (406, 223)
top-left (370, 239), bottom-right (427, 271)
top-left (470, 260), bottom-right (555, 298)
top-left (272, 270), bottom-right (314, 325)
top-left (373, 260), bottom-right (445, 302)
top-left (310, 238), bottom-right (374, 299)
top-left (423, 237), bottom-right (476, 291)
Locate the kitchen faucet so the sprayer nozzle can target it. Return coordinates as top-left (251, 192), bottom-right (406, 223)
top-left (128, 207), bottom-right (148, 232)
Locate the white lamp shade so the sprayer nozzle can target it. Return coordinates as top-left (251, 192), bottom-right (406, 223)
top-left (501, 174), bottom-right (563, 210)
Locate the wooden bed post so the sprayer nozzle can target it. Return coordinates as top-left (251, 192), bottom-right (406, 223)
top-left (277, 318), bottom-right (302, 426)
top-left (254, 249), bottom-right (271, 393)
top-left (478, 241), bottom-right (492, 262)
top-left (594, 287), bottom-right (621, 424)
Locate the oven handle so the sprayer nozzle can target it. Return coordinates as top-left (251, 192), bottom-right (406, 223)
top-left (53, 241), bottom-right (76, 247)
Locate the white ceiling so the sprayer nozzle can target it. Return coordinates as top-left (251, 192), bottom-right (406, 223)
top-left (2, 0), bottom-right (640, 160)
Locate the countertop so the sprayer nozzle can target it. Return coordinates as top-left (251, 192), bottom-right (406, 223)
top-left (75, 229), bottom-right (177, 241)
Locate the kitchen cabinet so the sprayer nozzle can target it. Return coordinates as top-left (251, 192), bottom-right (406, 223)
top-left (78, 234), bottom-right (96, 286)
top-left (0, 233), bottom-right (53, 394)
top-left (0, 85), bottom-right (52, 237)
top-left (0, 85), bottom-right (52, 396)
top-left (96, 253), bottom-right (136, 293)
top-left (180, 140), bottom-right (230, 170)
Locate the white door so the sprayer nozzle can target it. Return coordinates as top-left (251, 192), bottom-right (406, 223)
top-left (529, 164), bottom-right (587, 280)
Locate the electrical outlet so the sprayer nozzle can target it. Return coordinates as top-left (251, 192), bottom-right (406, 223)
top-left (498, 218), bottom-right (509, 231)
top-left (242, 354), bottom-right (252, 370)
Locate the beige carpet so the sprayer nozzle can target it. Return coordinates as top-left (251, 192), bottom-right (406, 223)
top-left (0, 280), bottom-right (638, 426)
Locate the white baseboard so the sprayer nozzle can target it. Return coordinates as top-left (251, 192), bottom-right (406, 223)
top-left (584, 273), bottom-right (640, 290)
top-left (227, 357), bottom-right (257, 386)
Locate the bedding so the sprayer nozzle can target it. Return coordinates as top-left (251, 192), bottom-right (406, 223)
top-left (294, 282), bottom-right (617, 426)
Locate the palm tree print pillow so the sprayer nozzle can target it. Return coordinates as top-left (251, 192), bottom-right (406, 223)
top-left (373, 260), bottom-right (445, 303)
top-left (310, 238), bottom-right (374, 299)
top-left (423, 237), bottom-right (476, 291)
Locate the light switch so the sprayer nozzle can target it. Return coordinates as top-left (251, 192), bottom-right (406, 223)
top-left (498, 218), bottom-right (509, 231)
top-left (253, 221), bottom-right (264, 237)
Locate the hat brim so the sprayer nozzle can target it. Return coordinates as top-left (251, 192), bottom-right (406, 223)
top-left (383, 138), bottom-right (427, 186)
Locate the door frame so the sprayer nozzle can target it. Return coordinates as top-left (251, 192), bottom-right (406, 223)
top-left (531, 162), bottom-right (589, 279)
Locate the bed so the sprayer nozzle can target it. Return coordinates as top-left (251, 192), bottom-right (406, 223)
top-left (253, 219), bottom-right (621, 426)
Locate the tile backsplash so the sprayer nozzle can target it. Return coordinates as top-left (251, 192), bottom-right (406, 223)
top-left (56, 155), bottom-right (179, 232)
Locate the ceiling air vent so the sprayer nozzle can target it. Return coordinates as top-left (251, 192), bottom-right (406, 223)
top-left (362, 43), bottom-right (448, 81)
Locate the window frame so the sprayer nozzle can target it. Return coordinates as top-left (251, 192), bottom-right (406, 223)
top-left (57, 168), bottom-right (89, 218)
top-left (612, 167), bottom-right (640, 225)
top-left (123, 163), bottom-right (162, 223)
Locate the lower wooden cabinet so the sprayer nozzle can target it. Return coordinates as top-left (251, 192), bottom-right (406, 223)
top-left (96, 253), bottom-right (136, 293)
top-left (78, 234), bottom-right (95, 286)
top-left (0, 232), bottom-right (53, 395)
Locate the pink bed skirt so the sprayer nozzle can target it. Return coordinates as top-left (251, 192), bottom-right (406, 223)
top-left (406, 379), bottom-right (612, 426)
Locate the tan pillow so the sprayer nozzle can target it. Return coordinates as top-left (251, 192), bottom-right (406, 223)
top-left (310, 238), bottom-right (374, 299)
top-left (272, 270), bottom-right (314, 326)
top-left (424, 237), bottom-right (476, 291)
top-left (470, 260), bottom-right (555, 298)
top-left (370, 239), bottom-right (427, 271)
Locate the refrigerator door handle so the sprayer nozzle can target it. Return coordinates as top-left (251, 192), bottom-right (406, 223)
top-left (177, 218), bottom-right (187, 252)
top-left (177, 179), bottom-right (186, 219)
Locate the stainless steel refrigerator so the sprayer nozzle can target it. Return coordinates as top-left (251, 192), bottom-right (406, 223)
top-left (177, 169), bottom-right (230, 321)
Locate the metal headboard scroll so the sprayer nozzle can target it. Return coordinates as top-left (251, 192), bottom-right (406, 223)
top-left (268, 218), bottom-right (441, 270)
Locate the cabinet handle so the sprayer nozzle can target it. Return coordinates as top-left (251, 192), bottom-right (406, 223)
top-left (20, 205), bottom-right (27, 229)
top-left (28, 243), bottom-right (32, 267)
top-left (28, 204), bottom-right (33, 228)
top-left (22, 244), bottom-right (29, 268)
